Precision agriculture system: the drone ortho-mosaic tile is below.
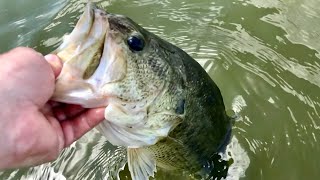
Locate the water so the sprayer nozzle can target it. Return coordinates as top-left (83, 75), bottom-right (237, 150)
top-left (1, 0), bottom-right (320, 179)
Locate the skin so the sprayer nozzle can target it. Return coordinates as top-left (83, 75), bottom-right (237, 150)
top-left (0, 47), bottom-right (105, 170)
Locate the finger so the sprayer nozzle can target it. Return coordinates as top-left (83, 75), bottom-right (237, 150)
top-left (61, 104), bottom-right (85, 118)
top-left (61, 108), bottom-right (105, 147)
top-left (53, 104), bottom-right (86, 121)
top-left (40, 103), bottom-right (53, 115)
top-left (53, 108), bottom-right (67, 121)
top-left (41, 101), bottom-right (63, 115)
top-left (46, 116), bottom-right (64, 154)
top-left (48, 101), bottom-right (61, 108)
top-left (44, 54), bottom-right (63, 78)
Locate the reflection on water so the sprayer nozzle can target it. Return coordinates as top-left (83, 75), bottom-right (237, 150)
top-left (1, 0), bottom-right (320, 179)
top-left (0, 0), bottom-right (66, 53)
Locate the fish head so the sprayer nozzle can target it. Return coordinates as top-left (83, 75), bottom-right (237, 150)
top-left (52, 3), bottom-right (186, 148)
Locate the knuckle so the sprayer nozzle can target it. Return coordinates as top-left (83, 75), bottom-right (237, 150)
top-left (13, 47), bottom-right (34, 52)
top-left (46, 150), bottom-right (60, 162)
top-left (13, 47), bottom-right (40, 58)
top-left (13, 47), bottom-right (44, 63)
top-left (45, 134), bottom-right (63, 162)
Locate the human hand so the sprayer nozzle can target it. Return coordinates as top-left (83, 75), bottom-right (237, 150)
top-left (0, 47), bottom-right (105, 170)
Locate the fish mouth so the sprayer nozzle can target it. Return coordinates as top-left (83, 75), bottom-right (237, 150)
top-left (51, 3), bottom-right (125, 108)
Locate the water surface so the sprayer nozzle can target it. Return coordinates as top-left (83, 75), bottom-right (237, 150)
top-left (1, 0), bottom-right (320, 179)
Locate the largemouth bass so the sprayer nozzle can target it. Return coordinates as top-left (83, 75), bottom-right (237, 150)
top-left (52, 3), bottom-right (231, 180)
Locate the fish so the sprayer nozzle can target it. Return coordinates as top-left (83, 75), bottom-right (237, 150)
top-left (52, 3), bottom-right (231, 180)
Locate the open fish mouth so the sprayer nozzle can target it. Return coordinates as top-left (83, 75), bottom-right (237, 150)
top-left (51, 2), bottom-right (180, 148)
top-left (52, 3), bottom-right (126, 108)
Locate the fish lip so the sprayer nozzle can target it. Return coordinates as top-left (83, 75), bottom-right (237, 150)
top-left (51, 3), bottom-right (112, 107)
top-left (88, 2), bottom-right (99, 11)
top-left (51, 3), bottom-right (95, 56)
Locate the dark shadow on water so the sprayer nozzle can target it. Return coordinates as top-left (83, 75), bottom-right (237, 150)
top-left (205, 153), bottom-right (233, 180)
top-left (118, 152), bottom-right (233, 180)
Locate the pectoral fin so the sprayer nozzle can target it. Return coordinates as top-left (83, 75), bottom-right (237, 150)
top-left (127, 148), bottom-right (157, 180)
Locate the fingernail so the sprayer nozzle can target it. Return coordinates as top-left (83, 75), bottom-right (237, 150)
top-left (45, 54), bottom-right (58, 62)
top-left (45, 54), bottom-right (63, 77)
top-left (95, 108), bottom-right (106, 117)
top-left (45, 54), bottom-right (60, 68)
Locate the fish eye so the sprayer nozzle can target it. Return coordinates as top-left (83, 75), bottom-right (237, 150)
top-left (127, 35), bottom-right (145, 52)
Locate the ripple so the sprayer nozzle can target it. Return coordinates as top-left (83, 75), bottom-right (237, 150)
top-left (222, 136), bottom-right (250, 180)
top-left (0, 0), bottom-right (66, 52)
top-left (1, 0), bottom-right (320, 179)
top-left (232, 95), bottom-right (247, 114)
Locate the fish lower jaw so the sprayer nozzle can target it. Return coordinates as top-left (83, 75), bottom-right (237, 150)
top-left (96, 120), bottom-right (163, 148)
top-left (51, 91), bottom-right (109, 108)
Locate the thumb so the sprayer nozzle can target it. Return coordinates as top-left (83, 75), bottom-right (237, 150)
top-left (44, 54), bottom-right (63, 78)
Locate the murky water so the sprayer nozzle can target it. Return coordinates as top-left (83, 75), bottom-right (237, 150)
top-left (1, 0), bottom-right (320, 179)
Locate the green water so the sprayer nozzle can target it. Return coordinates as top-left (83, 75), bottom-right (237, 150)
top-left (1, 0), bottom-right (320, 179)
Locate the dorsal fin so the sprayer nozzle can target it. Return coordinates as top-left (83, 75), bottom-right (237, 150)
top-left (127, 148), bottom-right (157, 180)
